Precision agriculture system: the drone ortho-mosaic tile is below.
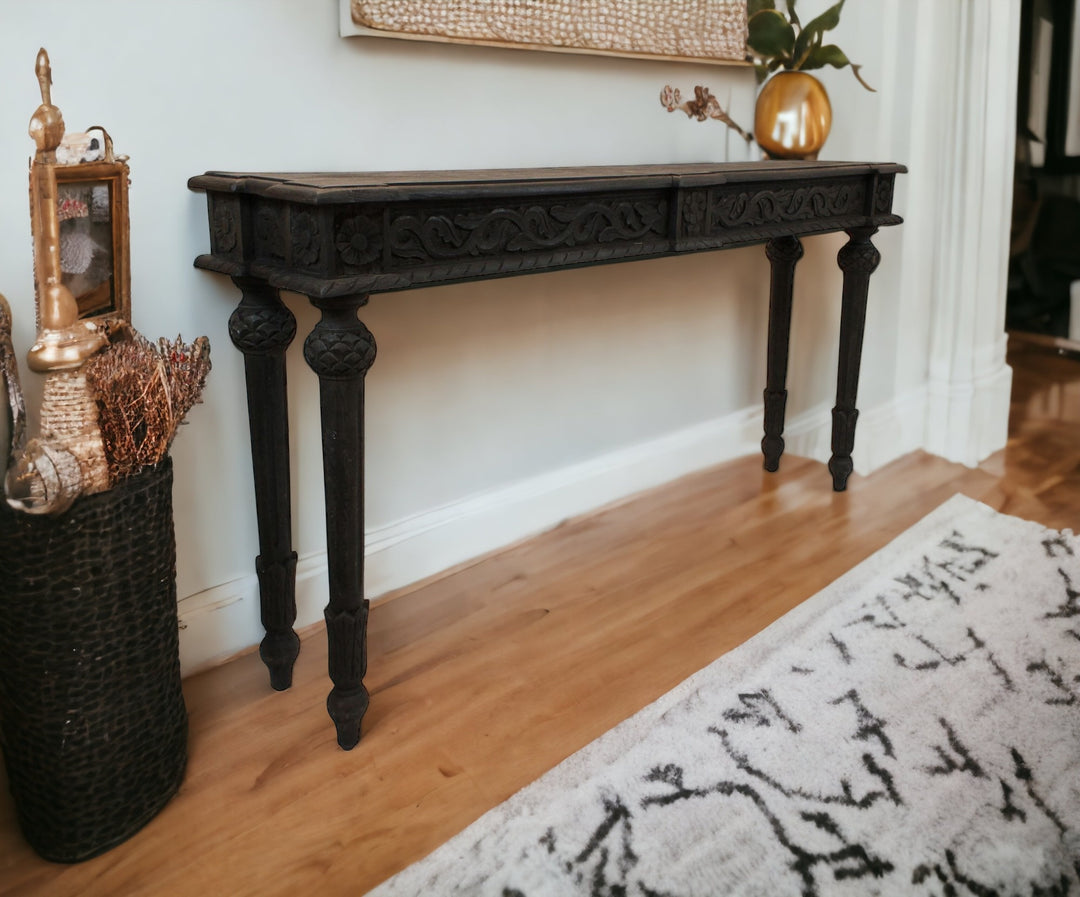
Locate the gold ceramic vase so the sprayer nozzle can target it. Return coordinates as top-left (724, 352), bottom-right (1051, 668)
top-left (754, 71), bottom-right (832, 161)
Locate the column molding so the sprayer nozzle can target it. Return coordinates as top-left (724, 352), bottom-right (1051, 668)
top-left (917, 0), bottom-right (1021, 465)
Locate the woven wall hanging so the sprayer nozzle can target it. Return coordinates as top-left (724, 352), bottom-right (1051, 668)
top-left (350, 0), bottom-right (749, 63)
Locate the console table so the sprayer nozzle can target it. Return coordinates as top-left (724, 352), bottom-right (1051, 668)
top-left (189, 161), bottom-right (906, 749)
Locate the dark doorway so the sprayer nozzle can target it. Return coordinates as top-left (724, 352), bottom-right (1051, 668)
top-left (1009, 0), bottom-right (1080, 339)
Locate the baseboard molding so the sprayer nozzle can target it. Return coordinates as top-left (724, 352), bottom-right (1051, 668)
top-left (177, 387), bottom-right (929, 677)
top-left (784, 384), bottom-right (930, 476)
top-left (924, 363), bottom-right (1013, 468)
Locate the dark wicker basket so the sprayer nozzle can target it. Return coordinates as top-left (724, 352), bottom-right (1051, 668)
top-left (0, 457), bottom-right (187, 863)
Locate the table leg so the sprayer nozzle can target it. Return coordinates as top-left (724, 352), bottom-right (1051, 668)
top-left (303, 294), bottom-right (377, 750)
top-left (762, 235), bottom-right (804, 471)
top-left (228, 277), bottom-right (300, 691)
top-left (829, 227), bottom-right (881, 491)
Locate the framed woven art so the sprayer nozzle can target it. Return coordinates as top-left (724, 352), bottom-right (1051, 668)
top-left (340, 0), bottom-right (750, 65)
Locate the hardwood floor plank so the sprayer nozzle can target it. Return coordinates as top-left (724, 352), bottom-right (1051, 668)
top-left (0, 334), bottom-right (1077, 895)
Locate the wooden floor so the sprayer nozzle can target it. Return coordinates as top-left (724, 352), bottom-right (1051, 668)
top-left (1, 333), bottom-right (1077, 896)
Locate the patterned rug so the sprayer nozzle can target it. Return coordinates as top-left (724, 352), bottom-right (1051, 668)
top-left (369, 495), bottom-right (1080, 896)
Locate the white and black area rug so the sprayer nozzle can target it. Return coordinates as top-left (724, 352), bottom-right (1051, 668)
top-left (370, 495), bottom-right (1080, 896)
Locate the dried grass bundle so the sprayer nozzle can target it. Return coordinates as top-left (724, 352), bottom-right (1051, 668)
top-left (84, 325), bottom-right (210, 481)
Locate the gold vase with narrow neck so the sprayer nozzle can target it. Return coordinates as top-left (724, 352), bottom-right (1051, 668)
top-left (754, 71), bottom-right (832, 161)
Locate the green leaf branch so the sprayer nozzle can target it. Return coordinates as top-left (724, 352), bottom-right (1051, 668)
top-left (747, 0), bottom-right (875, 91)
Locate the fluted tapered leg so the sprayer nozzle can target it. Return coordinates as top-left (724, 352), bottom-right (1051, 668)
top-left (228, 277), bottom-right (300, 691)
top-left (829, 227), bottom-right (881, 491)
top-left (303, 294), bottom-right (377, 750)
top-left (762, 235), bottom-right (804, 472)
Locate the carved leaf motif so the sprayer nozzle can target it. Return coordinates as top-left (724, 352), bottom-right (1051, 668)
top-left (324, 602), bottom-right (370, 683)
top-left (291, 211), bottom-right (321, 267)
top-left (254, 206), bottom-right (286, 260)
top-left (875, 179), bottom-right (894, 213)
top-left (682, 191), bottom-right (709, 236)
top-left (211, 202), bottom-right (238, 253)
top-left (388, 199), bottom-right (668, 263)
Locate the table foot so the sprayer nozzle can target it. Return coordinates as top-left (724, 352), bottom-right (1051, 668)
top-left (828, 402), bottom-right (860, 490)
top-left (255, 549), bottom-right (300, 689)
top-left (828, 459), bottom-right (854, 491)
top-left (260, 630), bottom-right (301, 691)
top-left (327, 686), bottom-right (370, 751)
top-left (762, 387), bottom-right (788, 471)
top-left (323, 601), bottom-right (371, 749)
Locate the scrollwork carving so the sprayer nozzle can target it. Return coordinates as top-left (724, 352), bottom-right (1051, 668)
top-left (389, 198), bottom-right (668, 264)
top-left (712, 182), bottom-right (865, 230)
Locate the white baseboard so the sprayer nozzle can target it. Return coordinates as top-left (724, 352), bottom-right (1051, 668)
top-left (177, 387), bottom-right (929, 677)
top-left (783, 384), bottom-right (930, 476)
top-left (924, 363), bottom-right (1013, 468)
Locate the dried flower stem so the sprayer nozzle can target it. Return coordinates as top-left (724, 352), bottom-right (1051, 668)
top-left (660, 84), bottom-right (753, 144)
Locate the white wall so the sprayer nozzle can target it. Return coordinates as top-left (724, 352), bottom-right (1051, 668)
top-left (0, 1), bottom-right (1018, 675)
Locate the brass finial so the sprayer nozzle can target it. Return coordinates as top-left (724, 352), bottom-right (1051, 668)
top-left (26, 48), bottom-right (106, 372)
top-left (28, 48), bottom-right (65, 159)
top-left (36, 48), bottom-right (52, 103)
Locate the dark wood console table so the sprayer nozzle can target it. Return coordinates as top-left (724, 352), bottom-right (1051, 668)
top-left (189, 161), bottom-right (905, 749)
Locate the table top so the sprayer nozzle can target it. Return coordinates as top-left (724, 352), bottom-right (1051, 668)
top-left (189, 161), bottom-right (906, 203)
top-left (190, 161), bottom-right (906, 299)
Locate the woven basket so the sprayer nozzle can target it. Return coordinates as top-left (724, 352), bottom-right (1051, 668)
top-left (0, 457), bottom-right (187, 863)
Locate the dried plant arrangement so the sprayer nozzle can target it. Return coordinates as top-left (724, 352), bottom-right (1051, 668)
top-left (663, 0), bottom-right (875, 160)
top-left (660, 84), bottom-right (753, 144)
top-left (0, 52), bottom-right (193, 867)
top-left (3, 50), bottom-right (210, 514)
top-left (84, 326), bottom-right (211, 483)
